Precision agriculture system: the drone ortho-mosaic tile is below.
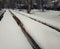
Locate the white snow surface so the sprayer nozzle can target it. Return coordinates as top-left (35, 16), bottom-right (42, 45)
top-left (11, 10), bottom-right (60, 49)
top-left (0, 10), bottom-right (33, 49)
top-left (15, 9), bottom-right (60, 30)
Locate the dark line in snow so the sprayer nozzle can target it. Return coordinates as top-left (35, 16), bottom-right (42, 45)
top-left (0, 10), bottom-right (6, 21)
top-left (17, 12), bottom-right (60, 32)
top-left (10, 11), bottom-right (42, 49)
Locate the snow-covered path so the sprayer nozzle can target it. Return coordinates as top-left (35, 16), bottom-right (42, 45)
top-left (15, 10), bottom-right (60, 30)
top-left (0, 10), bottom-right (33, 49)
top-left (11, 10), bottom-right (60, 49)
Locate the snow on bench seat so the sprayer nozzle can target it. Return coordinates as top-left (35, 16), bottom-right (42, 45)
top-left (15, 10), bottom-right (60, 30)
top-left (11, 10), bottom-right (60, 49)
top-left (0, 10), bottom-right (33, 49)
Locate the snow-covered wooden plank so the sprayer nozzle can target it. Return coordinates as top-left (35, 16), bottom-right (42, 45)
top-left (15, 10), bottom-right (60, 31)
top-left (0, 10), bottom-right (33, 49)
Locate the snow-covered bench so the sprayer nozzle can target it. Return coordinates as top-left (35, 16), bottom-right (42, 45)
top-left (0, 10), bottom-right (33, 49)
top-left (15, 10), bottom-right (60, 31)
top-left (11, 10), bottom-right (60, 49)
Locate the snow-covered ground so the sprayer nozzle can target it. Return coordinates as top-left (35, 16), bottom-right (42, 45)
top-left (14, 9), bottom-right (60, 30)
top-left (11, 10), bottom-right (60, 49)
top-left (0, 10), bottom-right (33, 49)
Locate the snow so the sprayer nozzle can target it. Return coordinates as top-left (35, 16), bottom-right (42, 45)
top-left (15, 9), bottom-right (60, 30)
top-left (11, 10), bottom-right (60, 49)
top-left (0, 10), bottom-right (33, 49)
